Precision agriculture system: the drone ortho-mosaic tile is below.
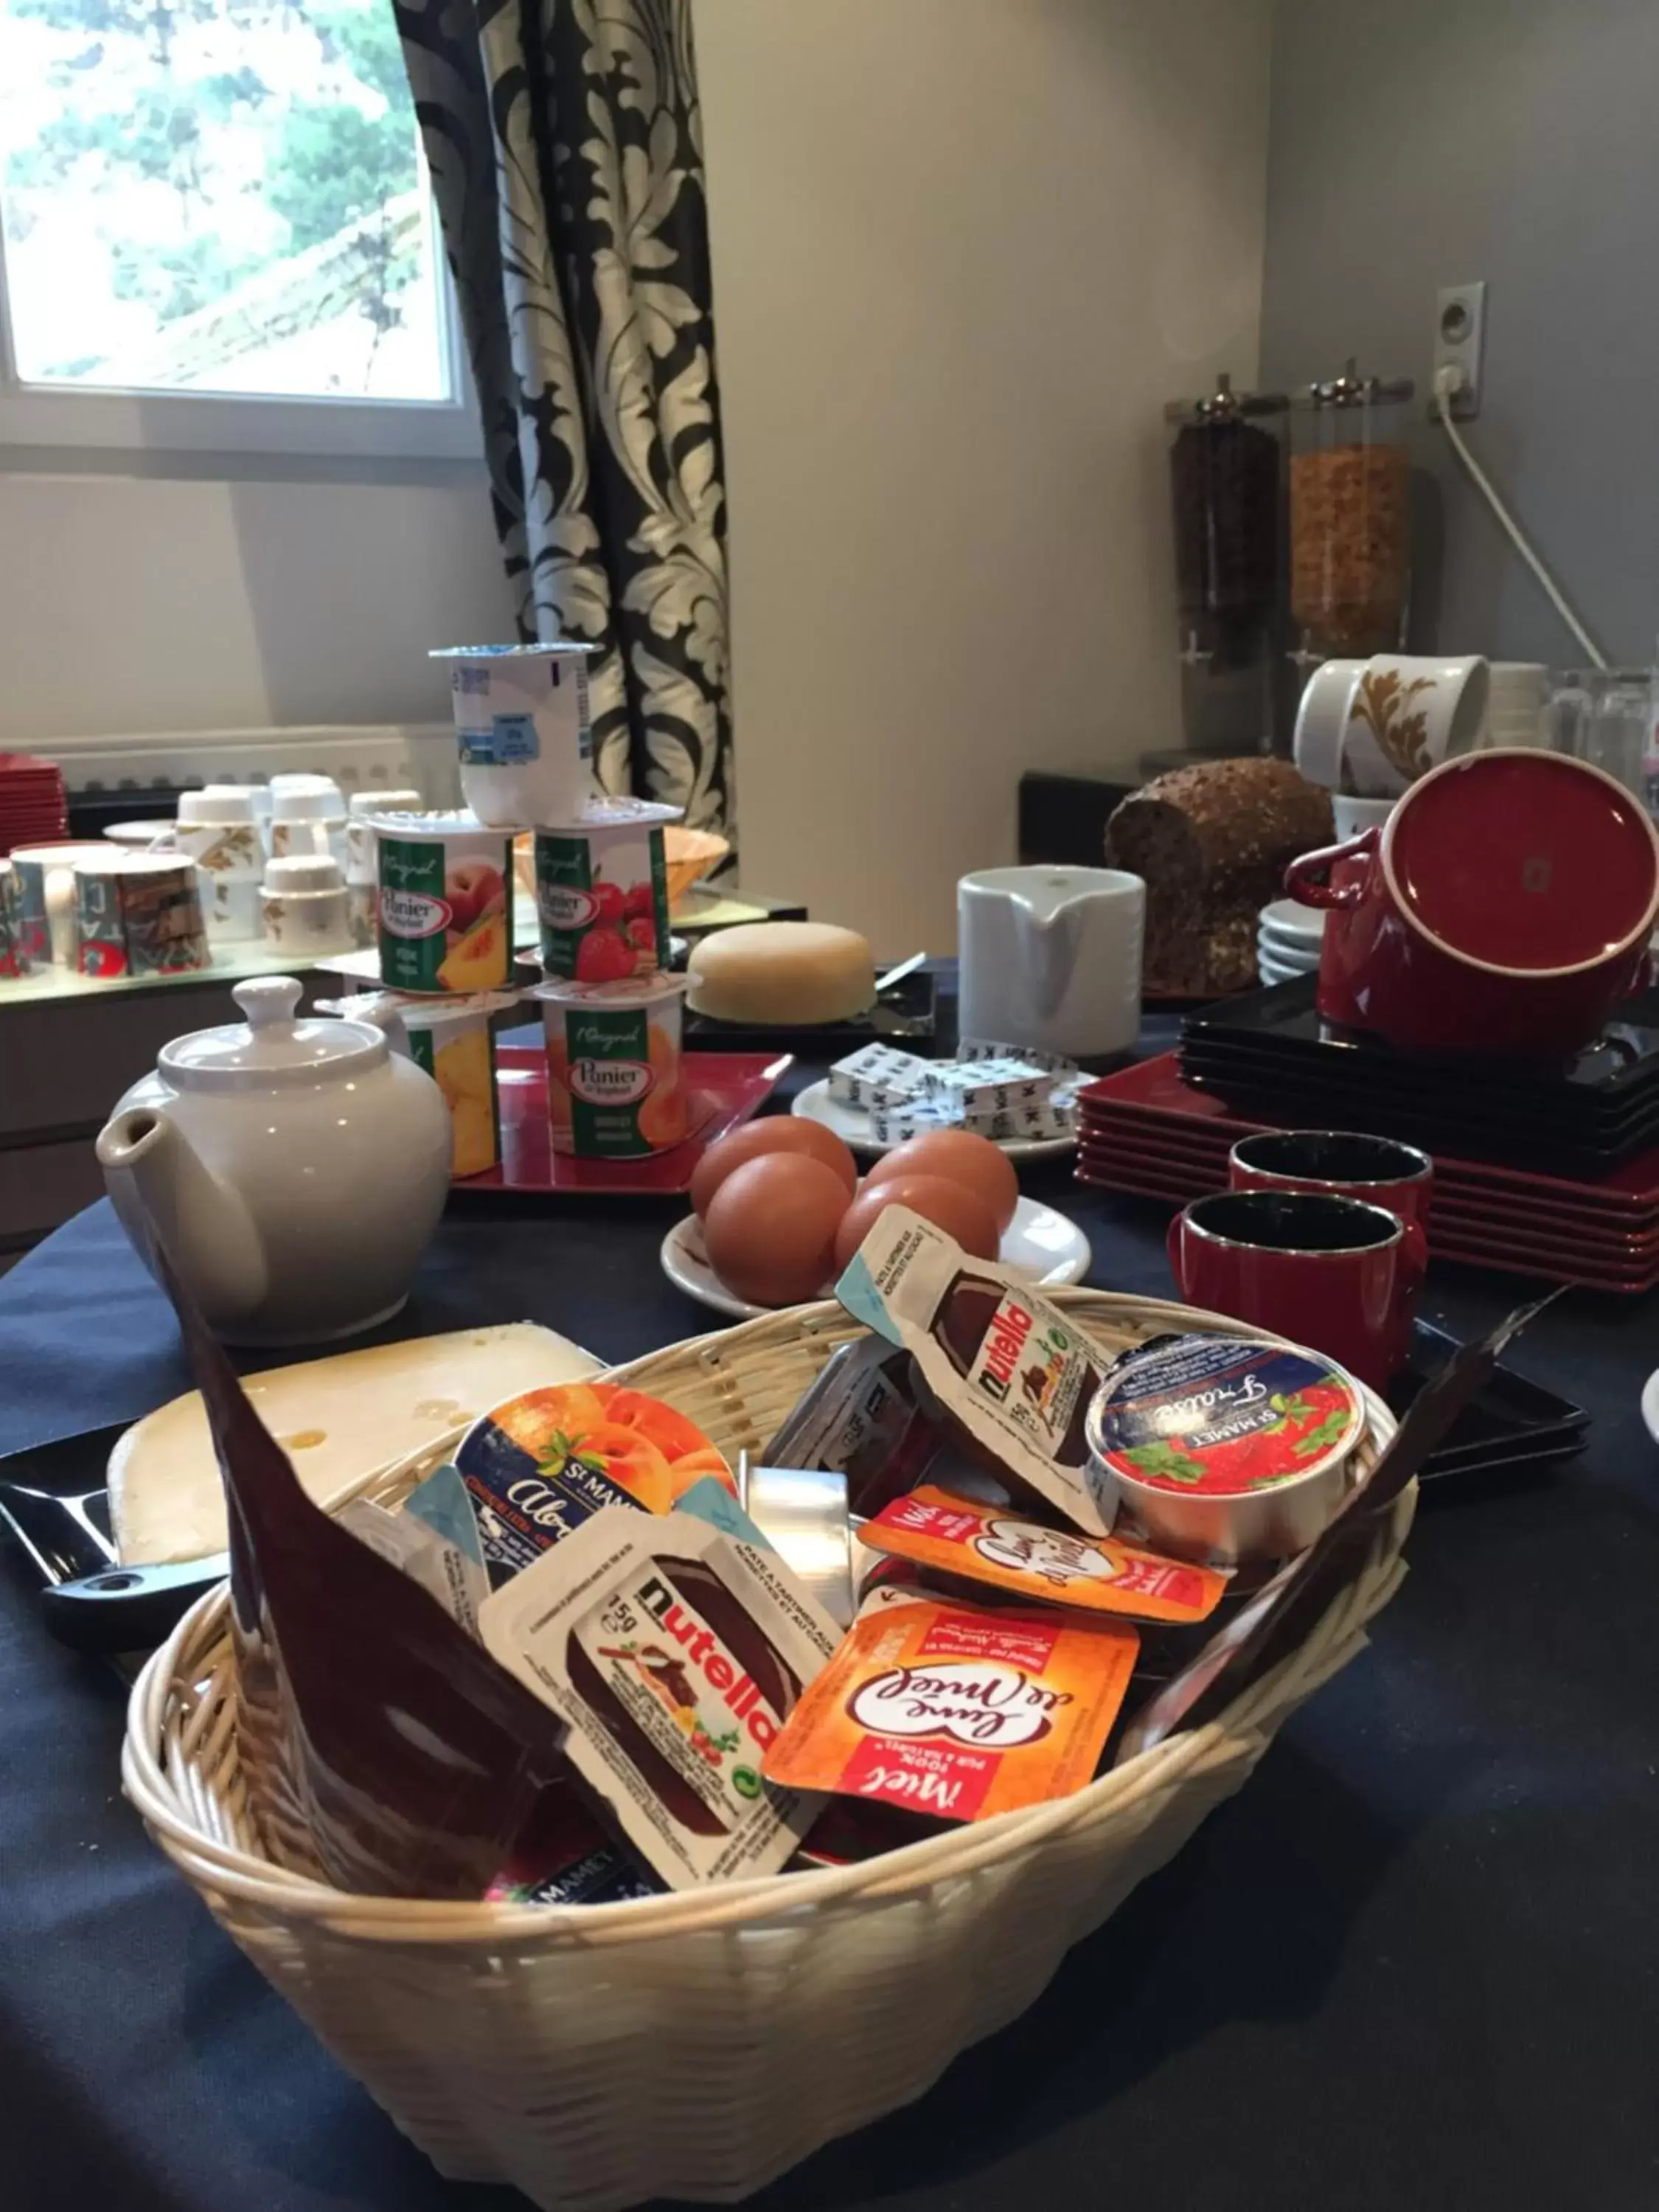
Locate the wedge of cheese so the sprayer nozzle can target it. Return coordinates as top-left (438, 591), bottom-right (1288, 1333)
top-left (109, 1322), bottom-right (602, 1565)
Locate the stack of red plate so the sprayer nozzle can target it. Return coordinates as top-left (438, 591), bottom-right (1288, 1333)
top-left (1077, 1051), bottom-right (1659, 1295)
top-left (0, 754), bottom-right (69, 855)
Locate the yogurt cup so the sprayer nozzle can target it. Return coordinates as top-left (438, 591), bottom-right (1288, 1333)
top-left (1085, 1332), bottom-right (1365, 1567)
top-left (431, 642), bottom-right (599, 830)
top-left (535, 971), bottom-right (687, 1158)
top-left (373, 810), bottom-right (513, 995)
top-left (533, 797), bottom-right (681, 981)
top-left (397, 995), bottom-right (506, 1178)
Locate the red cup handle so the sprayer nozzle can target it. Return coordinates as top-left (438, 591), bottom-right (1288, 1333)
top-left (1284, 828), bottom-right (1378, 911)
top-left (1166, 1214), bottom-right (1189, 1298)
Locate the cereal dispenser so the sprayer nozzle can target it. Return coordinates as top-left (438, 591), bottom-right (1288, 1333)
top-left (1164, 374), bottom-right (1287, 755)
top-left (1290, 358), bottom-right (1413, 664)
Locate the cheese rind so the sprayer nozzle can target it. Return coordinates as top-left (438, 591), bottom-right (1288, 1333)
top-left (687, 922), bottom-right (875, 1026)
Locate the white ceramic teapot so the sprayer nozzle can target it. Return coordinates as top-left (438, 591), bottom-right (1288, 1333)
top-left (97, 975), bottom-right (452, 1346)
top-left (957, 866), bottom-right (1145, 1060)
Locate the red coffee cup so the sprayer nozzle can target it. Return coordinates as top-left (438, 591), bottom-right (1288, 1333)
top-left (1284, 749), bottom-right (1659, 1059)
top-left (1167, 1188), bottom-right (1425, 1392)
top-left (1228, 1130), bottom-right (1431, 1371)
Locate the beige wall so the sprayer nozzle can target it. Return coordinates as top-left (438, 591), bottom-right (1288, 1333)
top-left (0, 465), bottom-right (512, 744)
top-left (698, 0), bottom-right (1273, 951)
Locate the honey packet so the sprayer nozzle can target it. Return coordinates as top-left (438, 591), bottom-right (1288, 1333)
top-left (835, 1205), bottom-right (1110, 1531)
top-left (858, 1485), bottom-right (1228, 1624)
top-left (762, 1591), bottom-right (1139, 1824)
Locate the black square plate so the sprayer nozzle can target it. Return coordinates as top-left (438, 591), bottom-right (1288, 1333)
top-left (1395, 1320), bottom-right (1590, 1476)
top-left (1178, 1044), bottom-right (1659, 1175)
top-left (681, 964), bottom-right (938, 1054)
top-left (1185, 980), bottom-right (1659, 1130)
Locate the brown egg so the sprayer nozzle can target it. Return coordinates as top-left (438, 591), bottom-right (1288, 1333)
top-left (863, 1129), bottom-right (1020, 1233)
top-left (689, 1117), bottom-right (858, 1219)
top-left (703, 1154), bottom-right (853, 1306)
top-left (832, 1172), bottom-right (1000, 1273)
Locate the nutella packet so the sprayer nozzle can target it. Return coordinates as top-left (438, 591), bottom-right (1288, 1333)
top-left (764, 1591), bottom-right (1139, 1824)
top-left (836, 1206), bottom-right (1110, 1532)
top-left (858, 1485), bottom-right (1228, 1624)
top-left (479, 1506), bottom-right (841, 1888)
top-left (761, 1335), bottom-right (939, 1516)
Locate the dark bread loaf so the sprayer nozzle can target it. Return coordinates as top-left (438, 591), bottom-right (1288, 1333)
top-left (1103, 758), bottom-right (1333, 996)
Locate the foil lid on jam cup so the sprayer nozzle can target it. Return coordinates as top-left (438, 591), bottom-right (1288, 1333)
top-left (1085, 1332), bottom-right (1365, 1569)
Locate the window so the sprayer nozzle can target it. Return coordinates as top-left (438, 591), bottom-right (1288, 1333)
top-left (0, 0), bottom-right (476, 456)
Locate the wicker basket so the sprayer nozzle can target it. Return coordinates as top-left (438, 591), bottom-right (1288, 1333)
top-left (123, 1292), bottom-right (1413, 2212)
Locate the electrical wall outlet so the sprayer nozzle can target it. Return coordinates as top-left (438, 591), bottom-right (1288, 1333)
top-left (1432, 281), bottom-right (1486, 419)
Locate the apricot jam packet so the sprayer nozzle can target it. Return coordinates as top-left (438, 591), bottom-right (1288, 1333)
top-left (762, 1592), bottom-right (1139, 1824)
top-left (858, 1485), bottom-right (1228, 1624)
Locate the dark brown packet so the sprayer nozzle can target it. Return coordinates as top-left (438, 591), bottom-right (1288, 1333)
top-left (1115, 1297), bottom-right (1557, 1765)
top-left (145, 1227), bottom-right (570, 1898)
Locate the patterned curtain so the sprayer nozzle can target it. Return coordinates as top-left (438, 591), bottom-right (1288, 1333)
top-left (396, 0), bottom-right (734, 841)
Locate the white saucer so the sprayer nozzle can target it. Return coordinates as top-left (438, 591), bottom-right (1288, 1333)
top-left (1640, 1368), bottom-right (1659, 1447)
top-left (1259, 900), bottom-right (1328, 945)
top-left (661, 1194), bottom-right (1093, 1320)
top-left (1257, 949), bottom-right (1318, 983)
top-left (792, 1077), bottom-right (1077, 1161)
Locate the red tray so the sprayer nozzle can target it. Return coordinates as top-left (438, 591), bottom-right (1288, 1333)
top-left (1074, 1054), bottom-right (1659, 1292)
top-left (458, 1046), bottom-right (793, 1196)
top-left (1078, 1054), bottom-right (1659, 1218)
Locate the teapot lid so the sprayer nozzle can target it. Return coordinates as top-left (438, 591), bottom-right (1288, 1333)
top-left (159, 976), bottom-right (389, 1091)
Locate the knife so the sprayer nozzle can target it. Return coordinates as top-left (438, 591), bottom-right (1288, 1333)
top-left (39, 1550), bottom-right (231, 1653)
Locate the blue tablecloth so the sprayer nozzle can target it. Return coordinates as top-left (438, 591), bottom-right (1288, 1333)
top-left (3, 1026), bottom-right (1658, 2212)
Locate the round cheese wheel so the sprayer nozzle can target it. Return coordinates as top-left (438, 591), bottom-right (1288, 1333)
top-left (686, 922), bottom-right (876, 1026)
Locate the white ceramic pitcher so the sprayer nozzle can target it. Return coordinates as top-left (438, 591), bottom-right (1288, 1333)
top-left (957, 866), bottom-right (1145, 1060)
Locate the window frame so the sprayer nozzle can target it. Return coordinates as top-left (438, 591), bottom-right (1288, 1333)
top-left (0, 80), bottom-right (479, 462)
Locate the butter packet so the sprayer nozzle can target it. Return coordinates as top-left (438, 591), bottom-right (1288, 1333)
top-left (858, 1484), bottom-right (1228, 1624)
top-left (339, 1479), bottom-right (489, 1641)
top-left (836, 1206), bottom-right (1111, 1533)
top-left (828, 1043), bottom-right (931, 1108)
top-left (479, 1506), bottom-right (841, 1889)
top-left (763, 1590), bottom-right (1139, 1824)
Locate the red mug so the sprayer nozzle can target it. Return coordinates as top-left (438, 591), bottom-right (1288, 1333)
top-left (1167, 1188), bottom-right (1425, 1391)
top-left (1228, 1130), bottom-right (1431, 1371)
top-left (1285, 749), bottom-right (1659, 1059)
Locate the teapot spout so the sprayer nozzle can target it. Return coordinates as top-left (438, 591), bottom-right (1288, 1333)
top-left (97, 1107), bottom-right (268, 1325)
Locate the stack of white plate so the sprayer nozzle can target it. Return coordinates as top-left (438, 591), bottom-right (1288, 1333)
top-left (1257, 897), bottom-right (1326, 986)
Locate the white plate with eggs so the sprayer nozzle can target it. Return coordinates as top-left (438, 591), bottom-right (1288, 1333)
top-left (791, 1078), bottom-right (1077, 1161)
top-left (661, 1197), bottom-right (1091, 1321)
